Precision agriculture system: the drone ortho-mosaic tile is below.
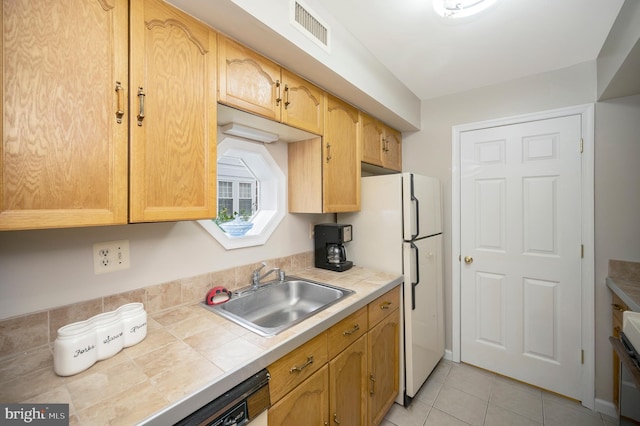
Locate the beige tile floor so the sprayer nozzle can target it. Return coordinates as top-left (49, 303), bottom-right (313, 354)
top-left (382, 360), bottom-right (618, 426)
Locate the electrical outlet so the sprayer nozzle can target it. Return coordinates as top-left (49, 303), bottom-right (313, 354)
top-left (93, 240), bottom-right (130, 274)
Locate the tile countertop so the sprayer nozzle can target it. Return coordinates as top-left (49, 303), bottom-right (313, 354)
top-left (607, 259), bottom-right (640, 312)
top-left (607, 277), bottom-right (640, 312)
top-left (3, 266), bottom-right (402, 425)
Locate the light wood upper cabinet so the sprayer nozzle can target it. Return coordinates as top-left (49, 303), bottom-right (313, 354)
top-left (323, 95), bottom-right (361, 212)
top-left (1, 0), bottom-right (129, 230)
top-left (218, 36), bottom-right (281, 122)
top-left (129, 0), bottom-right (217, 222)
top-left (218, 36), bottom-right (324, 135)
top-left (382, 127), bottom-right (402, 171)
top-left (281, 69), bottom-right (324, 135)
top-left (288, 95), bottom-right (361, 213)
top-left (362, 113), bottom-right (402, 172)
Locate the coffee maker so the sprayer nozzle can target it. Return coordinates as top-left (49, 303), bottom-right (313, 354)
top-left (314, 223), bottom-right (353, 272)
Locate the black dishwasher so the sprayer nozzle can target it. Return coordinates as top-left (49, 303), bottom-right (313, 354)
top-left (174, 369), bottom-right (270, 426)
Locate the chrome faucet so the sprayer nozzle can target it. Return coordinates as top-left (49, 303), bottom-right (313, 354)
top-left (251, 262), bottom-right (285, 290)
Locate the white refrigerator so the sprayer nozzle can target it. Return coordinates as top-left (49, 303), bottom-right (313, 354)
top-left (338, 173), bottom-right (444, 406)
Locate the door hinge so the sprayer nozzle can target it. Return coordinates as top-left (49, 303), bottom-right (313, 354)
top-left (581, 349), bottom-right (585, 364)
top-left (579, 138), bottom-right (584, 153)
top-left (581, 244), bottom-right (584, 258)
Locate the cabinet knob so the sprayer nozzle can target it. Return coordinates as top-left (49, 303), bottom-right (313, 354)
top-left (612, 303), bottom-right (625, 312)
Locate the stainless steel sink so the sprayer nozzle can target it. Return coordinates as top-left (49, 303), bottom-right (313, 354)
top-left (202, 277), bottom-right (354, 336)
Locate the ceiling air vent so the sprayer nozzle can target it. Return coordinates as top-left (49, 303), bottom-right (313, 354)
top-left (290, 0), bottom-right (330, 52)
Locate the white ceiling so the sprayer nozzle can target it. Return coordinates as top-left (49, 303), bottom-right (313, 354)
top-left (320, 0), bottom-right (625, 100)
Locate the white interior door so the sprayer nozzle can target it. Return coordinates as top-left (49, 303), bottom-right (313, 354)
top-left (460, 114), bottom-right (583, 399)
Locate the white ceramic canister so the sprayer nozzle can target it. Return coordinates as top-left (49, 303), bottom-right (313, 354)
top-left (117, 302), bottom-right (147, 347)
top-left (92, 311), bottom-right (124, 360)
top-left (54, 319), bottom-right (98, 376)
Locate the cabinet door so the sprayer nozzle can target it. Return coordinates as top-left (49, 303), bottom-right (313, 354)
top-left (329, 335), bottom-right (367, 426)
top-left (383, 126), bottom-right (402, 171)
top-left (130, 0), bottom-right (217, 222)
top-left (361, 114), bottom-right (385, 167)
top-left (1, 0), bottom-right (128, 230)
top-left (368, 308), bottom-right (399, 426)
top-left (218, 36), bottom-right (281, 122)
top-left (323, 95), bottom-right (361, 212)
top-left (268, 365), bottom-right (329, 426)
top-left (281, 69), bottom-right (324, 135)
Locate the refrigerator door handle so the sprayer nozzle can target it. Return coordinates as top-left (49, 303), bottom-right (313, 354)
top-left (410, 174), bottom-right (420, 240)
top-left (410, 242), bottom-right (420, 310)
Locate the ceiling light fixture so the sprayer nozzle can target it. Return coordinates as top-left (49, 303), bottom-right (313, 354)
top-left (221, 123), bottom-right (279, 143)
top-left (433, 0), bottom-right (498, 19)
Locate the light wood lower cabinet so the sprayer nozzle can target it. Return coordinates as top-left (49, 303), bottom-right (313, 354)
top-left (269, 365), bottom-right (329, 426)
top-left (330, 334), bottom-right (368, 425)
top-left (368, 309), bottom-right (400, 425)
top-left (612, 292), bottom-right (629, 410)
top-left (268, 288), bottom-right (399, 426)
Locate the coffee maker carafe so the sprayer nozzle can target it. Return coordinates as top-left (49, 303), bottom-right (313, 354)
top-left (314, 223), bottom-right (353, 272)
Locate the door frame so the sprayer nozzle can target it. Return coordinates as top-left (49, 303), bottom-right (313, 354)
top-left (451, 104), bottom-right (595, 409)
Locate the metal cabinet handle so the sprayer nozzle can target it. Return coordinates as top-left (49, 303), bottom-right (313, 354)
top-left (380, 301), bottom-right (392, 310)
top-left (333, 413), bottom-right (340, 424)
top-left (115, 81), bottom-right (124, 124)
top-left (326, 143), bottom-right (332, 163)
top-left (136, 87), bottom-right (145, 126)
top-left (612, 304), bottom-right (625, 312)
top-left (343, 324), bottom-right (360, 336)
top-left (369, 373), bottom-right (376, 395)
top-left (275, 80), bottom-right (281, 106)
top-left (289, 355), bottom-right (313, 373)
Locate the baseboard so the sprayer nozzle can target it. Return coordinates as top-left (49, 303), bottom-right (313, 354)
top-left (594, 398), bottom-right (617, 419)
top-left (444, 349), bottom-right (453, 361)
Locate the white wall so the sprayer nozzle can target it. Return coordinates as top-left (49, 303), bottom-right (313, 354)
top-left (594, 94), bottom-right (640, 401)
top-left (0, 139), bottom-right (332, 319)
top-left (402, 61), bottom-right (640, 404)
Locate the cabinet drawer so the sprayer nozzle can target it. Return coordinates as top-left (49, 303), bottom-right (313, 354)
top-left (612, 293), bottom-right (629, 325)
top-left (328, 306), bottom-right (367, 359)
top-left (369, 286), bottom-right (400, 328)
top-left (268, 332), bottom-right (328, 403)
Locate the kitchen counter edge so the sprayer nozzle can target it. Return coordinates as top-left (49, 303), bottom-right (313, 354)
top-left (607, 276), bottom-right (640, 312)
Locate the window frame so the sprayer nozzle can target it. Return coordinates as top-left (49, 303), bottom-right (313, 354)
top-left (198, 136), bottom-right (286, 250)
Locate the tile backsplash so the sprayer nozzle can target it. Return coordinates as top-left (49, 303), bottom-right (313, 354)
top-left (0, 251), bottom-right (313, 359)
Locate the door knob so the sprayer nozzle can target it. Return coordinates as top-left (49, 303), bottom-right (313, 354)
top-left (464, 256), bottom-right (473, 264)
